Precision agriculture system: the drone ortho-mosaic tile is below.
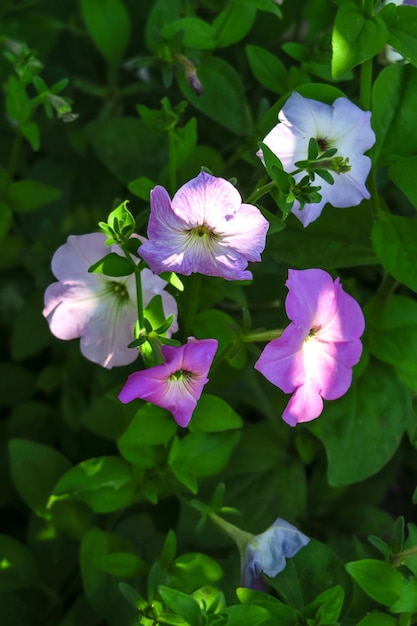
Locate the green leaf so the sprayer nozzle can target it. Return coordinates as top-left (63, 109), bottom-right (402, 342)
top-left (237, 587), bottom-right (299, 624)
top-left (158, 585), bottom-right (203, 626)
top-left (88, 252), bottom-right (135, 277)
top-left (271, 540), bottom-right (353, 615)
top-left (162, 18), bottom-right (216, 49)
top-left (128, 176), bottom-right (156, 200)
top-left (118, 404), bottom-right (177, 466)
top-left (302, 586), bottom-right (345, 624)
top-left (219, 603), bottom-right (274, 625)
top-left (9, 438), bottom-right (71, 516)
top-left (6, 75), bottom-right (30, 123)
top-left (11, 292), bottom-right (51, 360)
top-left (244, 0), bottom-right (282, 19)
top-left (372, 212), bottom-right (417, 294)
top-left (212, 2), bottom-right (256, 47)
top-left (345, 559), bottom-right (404, 606)
top-left (389, 155), bottom-right (417, 210)
top-left (188, 395), bottom-right (242, 432)
top-left (95, 552), bottom-right (147, 578)
top-left (168, 553), bottom-right (223, 591)
top-left (8, 180), bottom-right (61, 213)
top-left (357, 613), bottom-right (398, 626)
top-left (86, 118), bottom-right (168, 184)
top-left (178, 57), bottom-right (253, 136)
top-left (145, 0), bottom-right (183, 52)
top-left (309, 361), bottom-right (410, 486)
top-left (246, 45), bottom-right (286, 94)
top-left (372, 64), bottom-right (417, 164)
top-left (368, 296), bottom-right (417, 391)
top-left (81, 0), bottom-right (131, 65)
top-left (0, 535), bottom-right (43, 591)
top-left (390, 577), bottom-right (417, 613)
top-left (80, 393), bottom-right (134, 440)
top-left (20, 121), bottom-right (40, 151)
top-left (332, 2), bottom-right (388, 78)
top-left (169, 430), bottom-right (240, 479)
top-left (269, 201), bottom-right (376, 268)
top-left (382, 4), bottom-right (417, 68)
top-left (52, 456), bottom-right (136, 513)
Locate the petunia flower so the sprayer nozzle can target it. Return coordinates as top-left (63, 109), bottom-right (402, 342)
top-left (258, 93), bottom-right (376, 227)
top-left (118, 337), bottom-right (218, 427)
top-left (254, 269), bottom-right (365, 426)
top-left (43, 233), bottom-right (178, 369)
top-left (242, 518), bottom-right (310, 590)
top-left (138, 172), bottom-right (269, 280)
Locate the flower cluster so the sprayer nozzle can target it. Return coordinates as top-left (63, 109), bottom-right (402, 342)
top-left (255, 269), bottom-right (365, 426)
top-left (258, 93), bottom-right (376, 226)
top-left (44, 96), bottom-right (367, 431)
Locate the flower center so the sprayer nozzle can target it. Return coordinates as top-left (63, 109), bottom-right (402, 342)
top-left (317, 137), bottom-right (331, 153)
top-left (192, 224), bottom-right (216, 239)
top-left (169, 369), bottom-right (194, 382)
top-left (104, 280), bottom-right (130, 304)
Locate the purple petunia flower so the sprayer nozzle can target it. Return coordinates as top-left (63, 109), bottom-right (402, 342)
top-left (118, 337), bottom-right (218, 427)
top-left (138, 172), bottom-right (269, 281)
top-left (43, 233), bottom-right (178, 369)
top-left (242, 518), bottom-right (310, 590)
top-left (254, 269), bottom-right (365, 426)
top-left (257, 93), bottom-right (376, 227)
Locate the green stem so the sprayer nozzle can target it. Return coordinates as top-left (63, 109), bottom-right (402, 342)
top-left (184, 273), bottom-right (201, 334)
top-left (135, 265), bottom-right (145, 333)
top-left (246, 181), bottom-right (276, 204)
top-left (240, 329), bottom-right (284, 343)
top-left (209, 512), bottom-right (253, 553)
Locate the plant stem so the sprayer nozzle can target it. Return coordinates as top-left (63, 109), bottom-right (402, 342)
top-left (246, 181), bottom-right (276, 204)
top-left (135, 265), bottom-right (145, 333)
top-left (184, 273), bottom-right (201, 334)
top-left (240, 329), bottom-right (284, 343)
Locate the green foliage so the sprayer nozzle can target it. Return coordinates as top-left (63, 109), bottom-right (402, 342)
top-left (2, 1), bottom-right (417, 625)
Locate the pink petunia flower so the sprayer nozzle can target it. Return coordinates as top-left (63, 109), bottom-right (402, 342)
top-left (43, 233), bottom-right (178, 369)
top-left (254, 269), bottom-right (365, 426)
top-left (138, 172), bottom-right (269, 280)
top-left (118, 337), bottom-right (218, 427)
top-left (257, 93), bottom-right (376, 227)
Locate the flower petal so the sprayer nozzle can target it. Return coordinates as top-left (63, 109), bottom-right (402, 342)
top-left (172, 171), bottom-right (241, 228)
top-left (282, 379), bottom-right (323, 425)
top-left (254, 324), bottom-right (307, 393)
top-left (285, 269), bottom-right (339, 329)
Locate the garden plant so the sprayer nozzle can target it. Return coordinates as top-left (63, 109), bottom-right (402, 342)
top-left (2, 0), bottom-right (417, 624)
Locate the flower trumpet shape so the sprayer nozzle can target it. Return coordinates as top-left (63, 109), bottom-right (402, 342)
top-left (138, 172), bottom-right (269, 280)
top-left (255, 269), bottom-right (365, 425)
top-left (258, 92), bottom-right (376, 226)
top-left (242, 518), bottom-right (310, 589)
top-left (43, 233), bottom-right (178, 368)
top-left (118, 337), bottom-right (218, 427)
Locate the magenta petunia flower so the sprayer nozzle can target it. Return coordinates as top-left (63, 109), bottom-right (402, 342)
top-left (254, 269), bottom-right (365, 426)
top-left (258, 93), bottom-right (376, 227)
top-left (242, 518), bottom-right (310, 590)
top-left (118, 337), bottom-right (218, 427)
top-left (138, 172), bottom-right (269, 280)
top-left (43, 233), bottom-right (178, 369)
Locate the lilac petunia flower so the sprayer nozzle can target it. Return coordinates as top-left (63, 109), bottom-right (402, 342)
top-left (138, 172), bottom-right (269, 280)
top-left (242, 518), bottom-right (310, 590)
top-left (254, 269), bottom-right (365, 426)
top-left (258, 93), bottom-right (376, 227)
top-left (118, 337), bottom-right (218, 427)
top-left (43, 233), bottom-right (178, 369)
